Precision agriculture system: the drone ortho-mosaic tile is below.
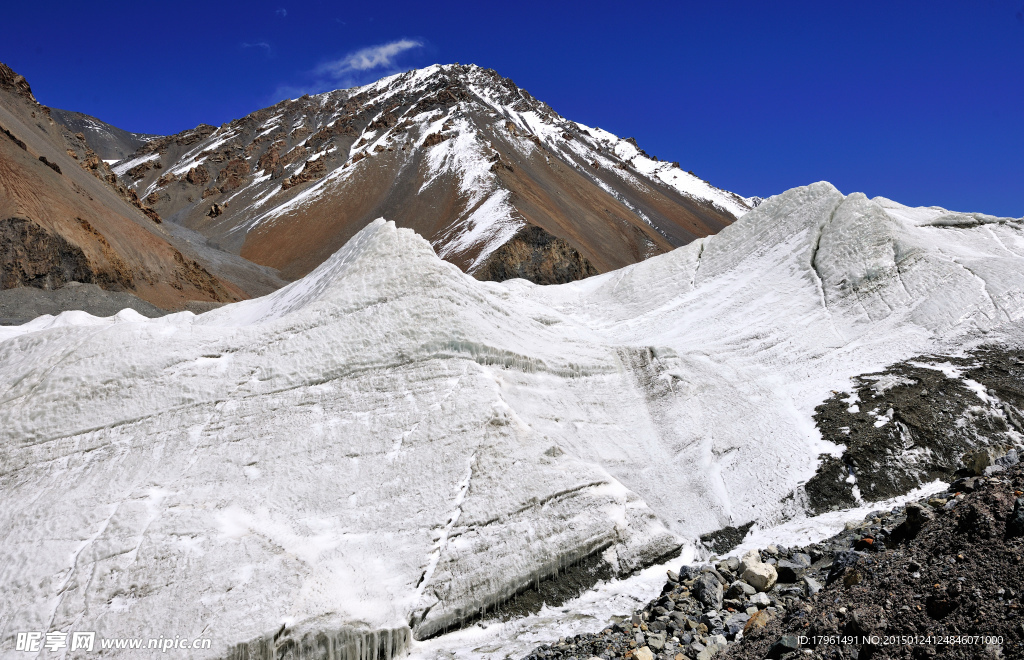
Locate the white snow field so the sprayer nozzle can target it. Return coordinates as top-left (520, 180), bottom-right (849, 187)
top-left (2, 182), bottom-right (1024, 658)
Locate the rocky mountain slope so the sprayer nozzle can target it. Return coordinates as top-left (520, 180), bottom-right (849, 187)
top-left (115, 64), bottom-right (753, 283)
top-left (0, 63), bottom-right (245, 312)
top-left (0, 63), bottom-right (290, 318)
top-left (48, 108), bottom-right (160, 161)
top-left (2, 183), bottom-right (1023, 657)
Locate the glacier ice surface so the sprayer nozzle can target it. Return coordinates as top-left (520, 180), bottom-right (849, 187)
top-left (2, 182), bottom-right (1024, 657)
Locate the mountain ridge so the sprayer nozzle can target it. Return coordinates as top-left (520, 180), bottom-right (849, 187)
top-left (0, 62), bottom-right (249, 313)
top-left (114, 63), bottom-right (753, 284)
top-left (48, 108), bottom-right (160, 161)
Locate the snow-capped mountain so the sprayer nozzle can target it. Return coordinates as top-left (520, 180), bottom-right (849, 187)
top-left (117, 64), bottom-right (753, 283)
top-left (2, 183), bottom-right (1022, 657)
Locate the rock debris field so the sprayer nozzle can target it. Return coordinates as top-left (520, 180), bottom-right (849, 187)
top-left (522, 452), bottom-right (1024, 660)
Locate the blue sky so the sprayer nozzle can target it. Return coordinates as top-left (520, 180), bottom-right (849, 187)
top-left (5, 1), bottom-right (1023, 215)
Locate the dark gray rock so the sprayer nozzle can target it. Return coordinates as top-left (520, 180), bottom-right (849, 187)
top-left (726, 580), bottom-right (756, 599)
top-left (803, 576), bottom-right (823, 595)
top-left (767, 634), bottom-right (801, 658)
top-left (826, 550), bottom-right (865, 586)
top-left (775, 559), bottom-right (806, 583)
top-left (1008, 497), bottom-right (1024, 538)
top-left (723, 613), bottom-right (749, 637)
top-left (700, 612), bottom-right (723, 630)
top-left (693, 573), bottom-right (723, 609)
top-left (679, 565), bottom-right (701, 581)
top-left (701, 566), bottom-right (729, 586)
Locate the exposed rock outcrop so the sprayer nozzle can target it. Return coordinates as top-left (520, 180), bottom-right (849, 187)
top-left (186, 164), bottom-right (211, 186)
top-left (0, 62), bottom-right (36, 101)
top-left (0, 217), bottom-right (92, 290)
top-left (281, 157), bottom-right (326, 190)
top-left (477, 224), bottom-right (599, 285)
top-left (807, 349), bottom-right (1024, 513)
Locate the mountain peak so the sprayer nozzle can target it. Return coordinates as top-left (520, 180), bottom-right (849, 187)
top-left (113, 64), bottom-right (751, 286)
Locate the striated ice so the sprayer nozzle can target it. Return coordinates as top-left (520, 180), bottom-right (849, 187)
top-left (2, 182), bottom-right (1024, 657)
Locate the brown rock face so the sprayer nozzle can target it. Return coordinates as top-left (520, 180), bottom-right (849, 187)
top-left (127, 161), bottom-right (155, 179)
top-left (257, 140), bottom-right (284, 175)
top-left (422, 132), bottom-right (450, 147)
top-left (477, 224), bottom-right (598, 285)
top-left (0, 61), bottom-right (241, 310)
top-left (215, 157), bottom-right (250, 193)
top-left (281, 157), bottom-right (326, 190)
top-left (0, 217), bottom-right (92, 289)
top-left (0, 63), bottom-right (36, 101)
top-left (366, 111), bottom-right (398, 132)
top-left (186, 164), bottom-right (211, 186)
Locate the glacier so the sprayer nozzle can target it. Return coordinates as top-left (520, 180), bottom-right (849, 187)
top-left (2, 182), bottom-right (1024, 658)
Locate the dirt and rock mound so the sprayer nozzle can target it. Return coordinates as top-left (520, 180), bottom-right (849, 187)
top-left (523, 457), bottom-right (1024, 660)
top-left (720, 463), bottom-right (1024, 660)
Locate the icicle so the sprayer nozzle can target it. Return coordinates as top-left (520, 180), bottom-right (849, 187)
top-left (224, 625), bottom-right (410, 660)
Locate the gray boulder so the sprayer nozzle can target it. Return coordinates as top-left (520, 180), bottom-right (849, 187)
top-left (694, 573), bottom-right (724, 609)
top-left (803, 575), bottom-right (823, 595)
top-left (726, 580), bottom-right (756, 599)
top-left (775, 558), bottom-right (806, 583)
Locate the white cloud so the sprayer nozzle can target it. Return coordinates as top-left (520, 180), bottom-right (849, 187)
top-left (270, 39), bottom-right (424, 102)
top-left (314, 39), bottom-right (423, 79)
top-left (275, 8), bottom-right (287, 17)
